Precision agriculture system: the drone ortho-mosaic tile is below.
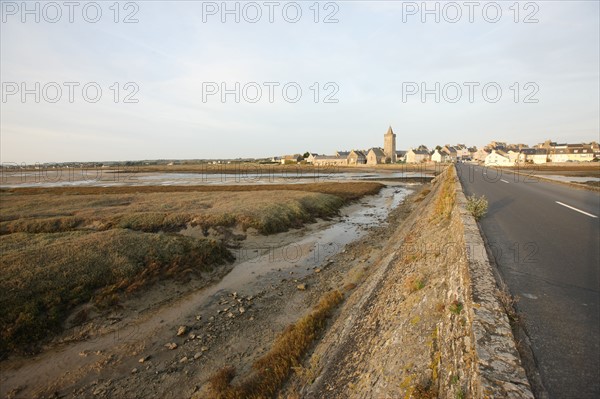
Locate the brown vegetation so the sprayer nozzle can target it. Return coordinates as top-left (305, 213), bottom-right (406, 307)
top-left (207, 290), bottom-right (344, 399)
top-left (432, 167), bottom-right (456, 222)
top-left (0, 182), bottom-right (381, 357)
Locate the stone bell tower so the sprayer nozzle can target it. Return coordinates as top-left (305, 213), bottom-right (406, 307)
top-left (384, 126), bottom-right (397, 163)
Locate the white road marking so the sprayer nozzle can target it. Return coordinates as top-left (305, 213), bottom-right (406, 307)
top-left (555, 201), bottom-right (598, 218)
top-left (500, 179), bottom-right (509, 183)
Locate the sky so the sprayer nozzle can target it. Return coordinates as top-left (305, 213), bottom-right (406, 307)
top-left (1, 0), bottom-right (599, 163)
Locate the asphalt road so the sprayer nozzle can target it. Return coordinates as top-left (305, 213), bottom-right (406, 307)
top-left (456, 163), bottom-right (600, 399)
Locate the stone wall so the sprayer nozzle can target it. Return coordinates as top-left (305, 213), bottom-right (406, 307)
top-left (438, 166), bottom-right (534, 398)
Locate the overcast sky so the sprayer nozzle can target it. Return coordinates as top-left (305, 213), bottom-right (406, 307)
top-left (1, 0), bottom-right (599, 163)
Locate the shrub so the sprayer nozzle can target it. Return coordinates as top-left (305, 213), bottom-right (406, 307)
top-left (465, 195), bottom-right (488, 220)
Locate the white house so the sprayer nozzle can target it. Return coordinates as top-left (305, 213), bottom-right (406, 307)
top-left (406, 149), bottom-right (430, 163)
top-left (531, 149), bottom-right (549, 164)
top-left (484, 150), bottom-right (512, 166)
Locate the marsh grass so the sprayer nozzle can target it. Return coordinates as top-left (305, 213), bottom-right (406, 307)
top-left (0, 183), bottom-right (381, 357)
top-left (0, 230), bottom-right (232, 356)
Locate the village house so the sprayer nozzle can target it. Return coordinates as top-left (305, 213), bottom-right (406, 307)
top-left (507, 150), bottom-right (520, 163)
top-left (454, 144), bottom-right (471, 159)
top-left (406, 148), bottom-right (430, 163)
top-left (280, 154), bottom-right (303, 164)
top-left (396, 150), bottom-right (407, 162)
top-left (305, 153), bottom-right (319, 164)
top-left (366, 148), bottom-right (387, 165)
top-left (531, 149), bottom-right (549, 164)
top-left (442, 146), bottom-right (458, 162)
top-left (517, 148), bottom-right (535, 163)
top-left (431, 149), bottom-right (444, 163)
top-left (348, 150), bottom-right (367, 165)
top-left (312, 155), bottom-right (348, 166)
top-left (484, 149), bottom-right (512, 166)
top-left (473, 148), bottom-right (489, 162)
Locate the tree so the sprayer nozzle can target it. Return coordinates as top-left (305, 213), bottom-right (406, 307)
top-left (303, 152), bottom-right (310, 159)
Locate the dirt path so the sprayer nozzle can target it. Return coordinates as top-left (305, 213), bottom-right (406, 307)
top-left (1, 184), bottom-right (421, 399)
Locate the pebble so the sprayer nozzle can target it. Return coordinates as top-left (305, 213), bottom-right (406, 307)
top-left (194, 352), bottom-right (202, 360)
top-left (239, 307), bottom-right (246, 314)
top-left (179, 357), bottom-right (188, 363)
top-left (139, 355), bottom-right (150, 363)
top-left (131, 368), bottom-right (138, 374)
top-left (315, 268), bottom-right (322, 273)
top-left (297, 283), bottom-right (307, 291)
top-left (177, 326), bottom-right (187, 336)
top-left (165, 342), bottom-right (178, 350)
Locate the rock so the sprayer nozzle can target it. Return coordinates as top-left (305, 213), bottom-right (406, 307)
top-left (227, 312), bottom-right (234, 318)
top-left (315, 268), bottom-right (322, 273)
top-left (131, 368), bottom-right (138, 374)
top-left (179, 357), bottom-right (188, 363)
top-left (177, 326), bottom-right (187, 336)
top-left (139, 355), bottom-right (150, 363)
top-left (239, 307), bottom-right (246, 314)
top-left (195, 315), bottom-right (202, 321)
top-left (188, 333), bottom-right (196, 340)
top-left (201, 346), bottom-right (209, 352)
top-left (194, 352), bottom-right (202, 360)
top-left (297, 284), bottom-right (307, 291)
top-left (165, 342), bottom-right (178, 350)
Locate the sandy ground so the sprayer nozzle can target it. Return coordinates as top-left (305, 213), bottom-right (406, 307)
top-left (0, 183), bottom-right (422, 399)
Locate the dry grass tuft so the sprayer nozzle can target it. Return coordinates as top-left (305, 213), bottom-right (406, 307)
top-left (208, 290), bottom-right (344, 398)
top-left (432, 168), bottom-right (456, 222)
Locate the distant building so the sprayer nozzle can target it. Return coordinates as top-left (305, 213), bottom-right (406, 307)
top-left (281, 154), bottom-right (304, 164)
top-left (531, 149), bottom-right (549, 164)
top-left (442, 146), bottom-right (458, 162)
top-left (431, 149), bottom-right (444, 163)
top-left (305, 153), bottom-right (319, 164)
top-left (484, 150), bottom-right (512, 166)
top-left (406, 148), bottom-right (430, 163)
top-left (507, 150), bottom-right (520, 163)
top-left (396, 150), bottom-right (407, 162)
top-left (348, 150), bottom-right (367, 165)
top-left (366, 148), bottom-right (387, 165)
top-left (473, 148), bottom-right (490, 162)
top-left (383, 126), bottom-right (397, 163)
top-left (312, 155), bottom-right (348, 166)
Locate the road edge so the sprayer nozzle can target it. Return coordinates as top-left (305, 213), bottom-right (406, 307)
top-left (453, 167), bottom-right (535, 398)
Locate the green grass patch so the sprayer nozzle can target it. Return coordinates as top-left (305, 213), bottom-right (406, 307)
top-left (0, 229), bottom-right (232, 357)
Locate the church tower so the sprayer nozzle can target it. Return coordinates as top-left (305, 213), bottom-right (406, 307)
top-left (384, 126), bottom-right (397, 163)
